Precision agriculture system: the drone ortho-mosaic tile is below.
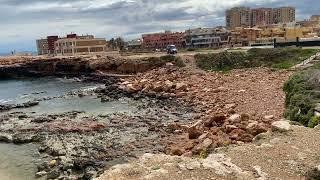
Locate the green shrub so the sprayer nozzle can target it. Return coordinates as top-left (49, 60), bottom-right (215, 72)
top-left (195, 48), bottom-right (318, 71)
top-left (187, 48), bottom-right (196, 51)
top-left (284, 68), bottom-right (320, 127)
top-left (160, 55), bottom-right (176, 62)
top-left (308, 116), bottom-right (319, 128)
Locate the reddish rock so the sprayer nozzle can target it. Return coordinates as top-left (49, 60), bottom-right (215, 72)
top-left (246, 122), bottom-right (268, 136)
top-left (171, 148), bottom-right (184, 156)
top-left (188, 127), bottom-right (202, 139)
top-left (176, 82), bottom-right (188, 91)
top-left (212, 115), bottom-right (226, 126)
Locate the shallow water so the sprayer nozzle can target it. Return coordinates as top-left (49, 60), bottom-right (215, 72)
top-left (0, 77), bottom-right (137, 179)
top-left (0, 77), bottom-right (136, 115)
top-left (0, 143), bottom-right (40, 180)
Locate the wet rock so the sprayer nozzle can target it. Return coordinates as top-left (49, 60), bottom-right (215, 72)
top-left (47, 169), bottom-right (60, 180)
top-left (0, 104), bottom-right (13, 111)
top-left (272, 121), bottom-right (291, 133)
top-left (35, 171), bottom-right (47, 178)
top-left (21, 101), bottom-right (40, 108)
top-left (12, 134), bottom-right (34, 144)
top-left (37, 162), bottom-right (50, 172)
top-left (59, 156), bottom-right (74, 170)
top-left (18, 114), bottom-right (28, 119)
top-left (32, 116), bottom-right (54, 123)
top-left (83, 166), bottom-right (98, 179)
top-left (101, 95), bottom-right (113, 102)
top-left (0, 133), bottom-right (12, 143)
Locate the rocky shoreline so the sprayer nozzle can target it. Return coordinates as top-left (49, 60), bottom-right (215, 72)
top-left (0, 69), bottom-right (196, 179)
top-left (0, 54), bottom-right (292, 179)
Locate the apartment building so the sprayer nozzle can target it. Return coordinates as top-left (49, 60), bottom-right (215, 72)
top-left (251, 8), bottom-right (273, 26)
top-left (273, 7), bottom-right (295, 24)
top-left (185, 27), bottom-right (231, 48)
top-left (226, 6), bottom-right (296, 29)
top-left (47, 36), bottom-right (59, 54)
top-left (36, 39), bottom-right (49, 55)
top-left (142, 31), bottom-right (185, 50)
top-left (311, 15), bottom-right (320, 26)
top-left (226, 7), bottom-right (251, 29)
top-left (55, 35), bottom-right (107, 56)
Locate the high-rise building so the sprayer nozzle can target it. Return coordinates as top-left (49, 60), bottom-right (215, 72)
top-left (226, 6), bottom-right (296, 29)
top-left (226, 7), bottom-right (251, 29)
top-left (251, 8), bottom-right (273, 26)
top-left (273, 7), bottom-right (295, 24)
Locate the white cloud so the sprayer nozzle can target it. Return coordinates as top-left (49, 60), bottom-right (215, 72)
top-left (0, 0), bottom-right (315, 52)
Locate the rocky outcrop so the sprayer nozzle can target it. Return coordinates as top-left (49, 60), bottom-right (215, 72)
top-left (95, 153), bottom-right (255, 180)
top-left (0, 55), bottom-right (177, 78)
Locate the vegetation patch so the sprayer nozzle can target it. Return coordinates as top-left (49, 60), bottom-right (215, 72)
top-left (195, 48), bottom-right (318, 71)
top-left (284, 66), bottom-right (320, 127)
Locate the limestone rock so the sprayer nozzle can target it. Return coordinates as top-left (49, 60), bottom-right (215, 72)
top-left (272, 121), bottom-right (291, 133)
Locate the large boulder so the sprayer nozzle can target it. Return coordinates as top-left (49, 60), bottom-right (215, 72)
top-left (272, 121), bottom-right (291, 133)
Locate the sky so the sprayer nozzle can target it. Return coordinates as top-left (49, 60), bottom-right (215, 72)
top-left (0, 0), bottom-right (319, 53)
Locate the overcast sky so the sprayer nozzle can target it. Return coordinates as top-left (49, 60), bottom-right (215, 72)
top-left (0, 0), bottom-right (318, 53)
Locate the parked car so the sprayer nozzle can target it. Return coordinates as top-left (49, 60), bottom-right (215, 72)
top-left (166, 45), bottom-right (177, 54)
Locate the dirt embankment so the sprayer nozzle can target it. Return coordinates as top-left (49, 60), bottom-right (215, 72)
top-left (0, 55), bottom-right (175, 78)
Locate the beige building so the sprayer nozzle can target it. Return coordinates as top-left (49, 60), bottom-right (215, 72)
top-left (226, 7), bottom-right (251, 29)
top-left (55, 36), bottom-right (107, 56)
top-left (251, 8), bottom-right (273, 26)
top-left (273, 7), bottom-right (295, 24)
top-left (226, 6), bottom-right (296, 29)
top-left (311, 15), bottom-right (320, 25)
top-left (36, 39), bottom-right (49, 55)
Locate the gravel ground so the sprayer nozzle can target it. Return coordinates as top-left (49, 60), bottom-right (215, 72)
top-left (96, 124), bottom-right (320, 180)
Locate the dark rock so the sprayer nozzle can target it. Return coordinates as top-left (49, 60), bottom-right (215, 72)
top-left (0, 134), bottom-right (12, 143)
top-left (18, 114), bottom-right (28, 119)
top-left (83, 166), bottom-right (98, 179)
top-left (188, 127), bottom-right (202, 139)
top-left (32, 117), bottom-right (54, 123)
top-left (23, 101), bottom-right (40, 108)
top-left (101, 96), bottom-right (112, 103)
top-left (12, 134), bottom-right (34, 144)
top-left (47, 169), bottom-right (60, 180)
top-left (170, 148), bottom-right (184, 156)
top-left (305, 166), bottom-right (320, 180)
